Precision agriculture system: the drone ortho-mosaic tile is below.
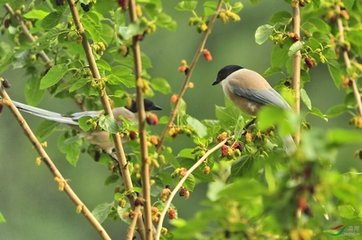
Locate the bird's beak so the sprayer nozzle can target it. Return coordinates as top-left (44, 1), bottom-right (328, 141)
top-left (212, 79), bottom-right (220, 86)
top-left (152, 105), bottom-right (162, 111)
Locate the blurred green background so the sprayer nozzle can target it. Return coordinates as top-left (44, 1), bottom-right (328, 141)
top-left (0, 1), bottom-right (361, 239)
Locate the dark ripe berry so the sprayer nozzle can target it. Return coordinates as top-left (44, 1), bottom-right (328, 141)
top-left (304, 57), bottom-right (315, 69)
top-left (128, 130), bottom-right (137, 140)
top-left (4, 19), bottom-right (11, 28)
top-left (55, 0), bottom-right (65, 6)
top-left (80, 3), bottom-right (91, 12)
top-left (303, 165), bottom-right (312, 179)
top-left (134, 198), bottom-right (143, 207)
top-left (118, 0), bottom-right (129, 9)
top-left (2, 79), bottom-right (11, 88)
top-left (231, 141), bottom-right (243, 151)
top-left (94, 150), bottom-right (101, 161)
top-left (288, 32), bottom-right (300, 42)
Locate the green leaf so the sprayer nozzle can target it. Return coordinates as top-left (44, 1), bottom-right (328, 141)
top-left (301, 88), bottom-right (312, 110)
top-left (92, 202), bottom-right (113, 224)
top-left (78, 116), bottom-right (93, 132)
top-left (288, 41), bottom-right (303, 56)
top-left (23, 9), bottom-right (49, 19)
top-left (232, 2), bottom-right (244, 12)
top-left (255, 24), bottom-right (273, 45)
top-left (39, 64), bottom-right (68, 89)
top-left (156, 12), bottom-right (177, 31)
top-left (271, 44), bottom-right (289, 68)
top-left (309, 107), bottom-right (328, 121)
top-left (327, 129), bottom-right (362, 144)
top-left (69, 78), bottom-right (89, 92)
top-left (184, 174), bottom-right (196, 191)
top-left (150, 77), bottom-right (171, 94)
top-left (57, 134), bottom-right (82, 166)
top-left (35, 120), bottom-right (59, 141)
top-left (177, 148), bottom-right (194, 159)
top-left (186, 116), bottom-right (207, 138)
top-left (328, 61), bottom-right (343, 88)
top-left (218, 179), bottom-right (264, 201)
top-left (305, 18), bottom-right (330, 34)
top-left (175, 1), bottom-right (197, 11)
top-left (82, 12), bottom-right (102, 42)
top-left (105, 174), bottom-right (119, 185)
top-left (203, 1), bottom-right (217, 16)
top-left (338, 205), bottom-right (356, 219)
top-left (270, 11), bottom-right (292, 24)
top-left (25, 74), bottom-right (45, 105)
top-left (0, 42), bottom-right (13, 74)
top-left (264, 164), bottom-right (276, 192)
top-left (257, 106), bottom-right (298, 135)
top-left (0, 212), bottom-right (6, 223)
top-left (118, 23), bottom-right (142, 40)
top-left (327, 104), bottom-right (348, 118)
top-left (98, 115), bottom-right (121, 134)
top-left (41, 11), bottom-right (63, 29)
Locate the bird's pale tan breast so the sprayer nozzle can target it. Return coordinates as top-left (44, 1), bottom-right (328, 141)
top-left (222, 85), bottom-right (261, 115)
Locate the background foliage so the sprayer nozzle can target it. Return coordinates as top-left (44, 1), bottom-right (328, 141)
top-left (0, 0), bottom-right (362, 239)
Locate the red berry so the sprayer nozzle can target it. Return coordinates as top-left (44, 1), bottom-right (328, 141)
top-left (221, 145), bottom-right (229, 157)
top-left (146, 113), bottom-right (159, 125)
top-left (202, 49), bottom-right (213, 62)
top-left (168, 208), bottom-right (177, 220)
top-left (304, 57), bottom-right (315, 69)
top-left (128, 130), bottom-right (137, 140)
top-left (2, 79), bottom-right (11, 88)
top-left (170, 94), bottom-right (178, 104)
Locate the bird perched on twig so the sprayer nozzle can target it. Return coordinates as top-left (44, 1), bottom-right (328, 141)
top-left (212, 65), bottom-right (296, 155)
top-left (12, 99), bottom-right (162, 154)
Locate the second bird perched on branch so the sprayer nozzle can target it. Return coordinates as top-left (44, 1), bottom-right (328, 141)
top-left (212, 65), bottom-right (296, 155)
top-left (12, 99), bottom-right (162, 154)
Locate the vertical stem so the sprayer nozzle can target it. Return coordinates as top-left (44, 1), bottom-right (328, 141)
top-left (156, 0), bottom-right (224, 153)
top-left (292, 3), bottom-right (301, 144)
top-left (336, 5), bottom-right (362, 116)
top-left (128, 1), bottom-right (153, 239)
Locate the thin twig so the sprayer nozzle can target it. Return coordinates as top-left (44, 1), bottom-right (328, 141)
top-left (155, 138), bottom-right (228, 240)
top-left (66, 0), bottom-right (145, 237)
top-left (127, 1), bottom-right (153, 239)
top-left (4, 3), bottom-right (52, 67)
top-left (156, 0), bottom-right (224, 153)
top-left (127, 206), bottom-right (142, 240)
top-left (0, 87), bottom-right (111, 240)
top-left (292, 2), bottom-right (301, 144)
top-left (335, 5), bottom-right (362, 116)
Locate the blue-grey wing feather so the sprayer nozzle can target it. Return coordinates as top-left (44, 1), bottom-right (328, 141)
top-left (229, 84), bottom-right (290, 109)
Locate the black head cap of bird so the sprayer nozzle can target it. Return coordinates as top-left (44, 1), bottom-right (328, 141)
top-left (128, 99), bottom-right (163, 113)
top-left (212, 65), bottom-right (243, 86)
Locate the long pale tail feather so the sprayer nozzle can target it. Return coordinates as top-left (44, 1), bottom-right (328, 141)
top-left (12, 100), bottom-right (79, 125)
top-left (282, 135), bottom-right (296, 156)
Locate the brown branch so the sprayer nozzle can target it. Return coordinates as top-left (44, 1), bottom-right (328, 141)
top-left (156, 0), bottom-right (224, 153)
top-left (127, 1), bottom-right (153, 239)
top-left (66, 0), bottom-right (145, 238)
top-left (336, 5), bottom-right (362, 116)
top-left (4, 3), bottom-right (52, 67)
top-left (292, 2), bottom-right (301, 144)
top-left (155, 138), bottom-right (228, 240)
top-left (0, 86), bottom-right (111, 240)
top-left (127, 206), bottom-right (142, 240)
